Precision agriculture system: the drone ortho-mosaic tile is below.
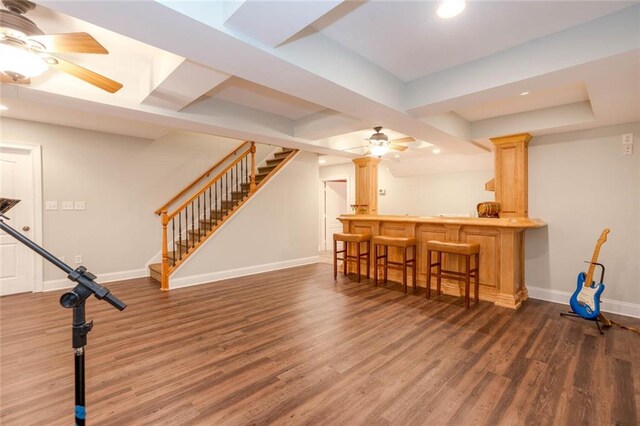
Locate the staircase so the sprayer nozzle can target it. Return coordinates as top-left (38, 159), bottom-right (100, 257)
top-left (150, 143), bottom-right (299, 290)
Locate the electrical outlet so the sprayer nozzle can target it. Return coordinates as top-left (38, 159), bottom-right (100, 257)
top-left (45, 201), bottom-right (58, 211)
top-left (61, 201), bottom-right (74, 211)
top-left (622, 133), bottom-right (633, 155)
top-left (74, 201), bottom-right (86, 211)
top-left (623, 144), bottom-right (633, 155)
top-left (75, 255), bottom-right (83, 264)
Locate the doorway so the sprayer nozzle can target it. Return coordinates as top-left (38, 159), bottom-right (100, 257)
top-left (0, 143), bottom-right (43, 295)
top-left (321, 179), bottom-right (349, 252)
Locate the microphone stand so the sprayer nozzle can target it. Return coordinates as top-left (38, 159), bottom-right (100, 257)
top-left (0, 213), bottom-right (126, 425)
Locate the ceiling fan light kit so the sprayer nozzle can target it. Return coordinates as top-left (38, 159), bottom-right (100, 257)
top-left (0, 37), bottom-right (46, 78)
top-left (0, 0), bottom-right (123, 92)
top-left (369, 143), bottom-right (389, 158)
top-left (367, 126), bottom-right (389, 157)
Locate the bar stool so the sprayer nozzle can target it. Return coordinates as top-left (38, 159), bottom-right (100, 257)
top-left (333, 233), bottom-right (371, 282)
top-left (372, 236), bottom-right (417, 293)
top-left (426, 240), bottom-right (480, 309)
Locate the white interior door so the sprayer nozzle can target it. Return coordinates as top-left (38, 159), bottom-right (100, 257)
top-left (0, 147), bottom-right (35, 295)
top-left (324, 180), bottom-right (348, 250)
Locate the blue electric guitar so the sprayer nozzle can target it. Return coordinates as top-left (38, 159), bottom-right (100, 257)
top-left (569, 228), bottom-right (610, 320)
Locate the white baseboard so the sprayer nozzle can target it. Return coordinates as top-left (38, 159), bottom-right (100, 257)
top-left (43, 268), bottom-right (149, 292)
top-left (527, 285), bottom-right (640, 319)
top-left (170, 256), bottom-right (319, 290)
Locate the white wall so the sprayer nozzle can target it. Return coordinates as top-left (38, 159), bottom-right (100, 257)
top-left (172, 151), bottom-right (319, 287)
top-left (377, 167), bottom-right (494, 216)
top-left (319, 161), bottom-right (494, 216)
top-left (0, 118), bottom-right (272, 287)
top-left (526, 123), bottom-right (639, 310)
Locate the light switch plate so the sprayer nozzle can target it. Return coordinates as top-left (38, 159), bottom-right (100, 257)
top-left (45, 201), bottom-right (58, 211)
top-left (61, 201), bottom-right (74, 211)
top-left (74, 201), bottom-right (86, 211)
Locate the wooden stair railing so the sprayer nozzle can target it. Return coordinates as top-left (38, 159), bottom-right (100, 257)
top-left (154, 141), bottom-right (249, 215)
top-left (152, 144), bottom-right (299, 290)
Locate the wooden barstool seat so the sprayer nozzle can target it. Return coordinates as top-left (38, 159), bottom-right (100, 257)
top-left (333, 233), bottom-right (371, 282)
top-left (426, 240), bottom-right (480, 308)
top-left (372, 236), bottom-right (417, 293)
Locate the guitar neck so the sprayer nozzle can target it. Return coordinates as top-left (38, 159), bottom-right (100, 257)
top-left (584, 229), bottom-right (610, 287)
top-left (584, 249), bottom-right (601, 286)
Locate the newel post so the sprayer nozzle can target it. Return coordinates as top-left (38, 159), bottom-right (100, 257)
top-left (161, 210), bottom-right (169, 291)
top-left (249, 141), bottom-right (257, 193)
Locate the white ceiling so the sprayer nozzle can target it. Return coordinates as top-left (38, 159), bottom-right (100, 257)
top-left (0, 0), bottom-right (638, 162)
top-left (455, 82), bottom-right (590, 122)
top-left (205, 77), bottom-right (327, 120)
top-left (0, 92), bottom-right (170, 139)
top-left (314, 1), bottom-right (635, 81)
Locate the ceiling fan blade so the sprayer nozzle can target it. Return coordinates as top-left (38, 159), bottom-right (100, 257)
top-left (47, 54), bottom-right (123, 93)
top-left (29, 33), bottom-right (108, 54)
top-left (0, 72), bottom-right (30, 84)
top-left (390, 136), bottom-right (416, 144)
top-left (388, 143), bottom-right (409, 152)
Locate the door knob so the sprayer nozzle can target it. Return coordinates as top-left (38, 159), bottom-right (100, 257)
top-left (22, 226), bottom-right (30, 232)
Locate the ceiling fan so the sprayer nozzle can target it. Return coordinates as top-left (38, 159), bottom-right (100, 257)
top-left (0, 0), bottom-right (123, 93)
top-left (343, 126), bottom-right (417, 158)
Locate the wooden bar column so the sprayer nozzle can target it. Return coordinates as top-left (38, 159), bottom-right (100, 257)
top-left (490, 133), bottom-right (532, 218)
top-left (352, 157), bottom-right (381, 215)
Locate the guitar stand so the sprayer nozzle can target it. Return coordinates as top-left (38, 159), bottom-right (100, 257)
top-left (560, 261), bottom-right (607, 335)
top-left (560, 311), bottom-right (606, 335)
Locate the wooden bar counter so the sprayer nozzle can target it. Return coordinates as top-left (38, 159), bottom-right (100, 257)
top-left (338, 214), bottom-right (546, 309)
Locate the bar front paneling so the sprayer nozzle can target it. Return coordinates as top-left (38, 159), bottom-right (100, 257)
top-left (339, 215), bottom-right (545, 309)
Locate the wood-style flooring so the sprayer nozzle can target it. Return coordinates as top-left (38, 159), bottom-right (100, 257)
top-left (1, 263), bottom-right (639, 425)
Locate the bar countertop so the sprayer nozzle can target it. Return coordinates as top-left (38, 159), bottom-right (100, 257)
top-left (338, 214), bottom-right (546, 229)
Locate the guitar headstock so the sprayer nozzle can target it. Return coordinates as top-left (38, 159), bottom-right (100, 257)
top-left (598, 228), bottom-right (611, 245)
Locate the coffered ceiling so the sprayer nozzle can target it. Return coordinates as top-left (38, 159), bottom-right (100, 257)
top-left (1, 0), bottom-right (638, 159)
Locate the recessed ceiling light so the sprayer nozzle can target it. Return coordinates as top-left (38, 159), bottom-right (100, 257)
top-left (437, 0), bottom-right (466, 19)
top-left (318, 158), bottom-right (327, 164)
top-left (433, 148), bottom-right (441, 154)
top-left (520, 91), bottom-right (530, 96)
top-left (0, 104), bottom-right (7, 111)
top-left (394, 154), bottom-right (400, 159)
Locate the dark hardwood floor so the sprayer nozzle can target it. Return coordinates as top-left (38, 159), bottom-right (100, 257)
top-left (1, 263), bottom-right (639, 425)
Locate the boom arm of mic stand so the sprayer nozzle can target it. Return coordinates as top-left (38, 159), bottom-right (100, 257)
top-left (0, 217), bottom-right (126, 311)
